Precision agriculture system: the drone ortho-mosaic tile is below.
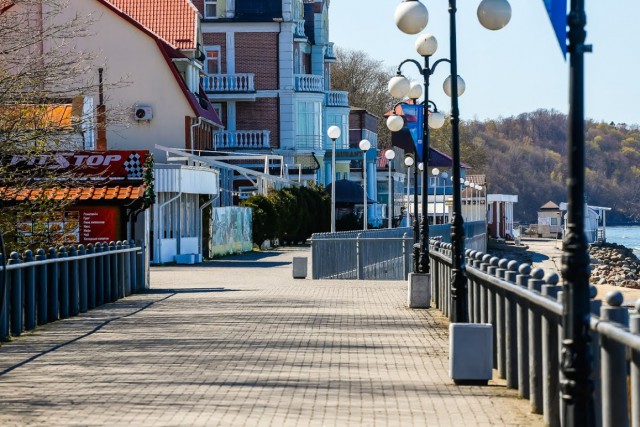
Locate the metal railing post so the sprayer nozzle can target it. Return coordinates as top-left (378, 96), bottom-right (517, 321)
top-left (78, 245), bottom-right (88, 313)
top-left (103, 243), bottom-right (112, 303)
top-left (35, 249), bottom-right (47, 325)
top-left (109, 242), bottom-right (118, 302)
top-left (116, 241), bottom-right (125, 298)
top-left (527, 267), bottom-right (545, 414)
top-left (496, 259), bottom-right (508, 379)
top-left (516, 263), bottom-right (531, 398)
top-left (9, 252), bottom-right (22, 336)
top-left (58, 246), bottom-right (69, 319)
top-left (590, 287), bottom-right (603, 427)
top-left (504, 260), bottom-right (519, 390)
top-left (95, 243), bottom-right (105, 306)
top-left (123, 241), bottom-right (131, 295)
top-left (47, 247), bottom-right (59, 321)
top-left (68, 246), bottom-right (79, 316)
top-left (631, 310), bottom-right (640, 427)
top-left (86, 244), bottom-right (96, 309)
top-left (542, 279), bottom-right (560, 427)
top-left (129, 240), bottom-right (137, 292)
top-left (23, 250), bottom-right (36, 331)
top-left (600, 293), bottom-right (630, 427)
top-left (488, 257), bottom-right (500, 369)
top-left (403, 233), bottom-right (411, 280)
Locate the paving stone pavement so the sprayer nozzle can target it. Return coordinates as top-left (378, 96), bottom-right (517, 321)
top-left (0, 246), bottom-right (543, 426)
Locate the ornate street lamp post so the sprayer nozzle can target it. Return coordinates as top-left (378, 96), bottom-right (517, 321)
top-left (394, 0), bottom-right (511, 322)
top-left (359, 139), bottom-right (372, 230)
top-left (385, 149), bottom-right (396, 228)
top-left (327, 126), bottom-right (341, 233)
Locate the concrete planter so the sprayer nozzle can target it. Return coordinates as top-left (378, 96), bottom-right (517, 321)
top-left (407, 273), bottom-right (430, 308)
top-left (449, 323), bottom-right (493, 385)
top-left (292, 257), bottom-right (308, 279)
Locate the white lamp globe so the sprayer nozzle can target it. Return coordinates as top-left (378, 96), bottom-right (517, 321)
top-left (477, 186), bottom-right (483, 191)
top-left (477, 0), bottom-right (512, 31)
top-left (386, 115), bottom-right (405, 132)
top-left (418, 162), bottom-right (424, 171)
top-left (465, 180), bottom-right (470, 186)
top-left (450, 176), bottom-right (455, 182)
top-left (460, 178), bottom-right (465, 184)
top-left (432, 167), bottom-right (440, 176)
top-left (441, 172), bottom-right (449, 180)
top-left (394, 0), bottom-right (429, 35)
top-left (388, 75), bottom-right (411, 99)
top-left (415, 33), bottom-right (438, 57)
top-left (428, 111), bottom-right (446, 129)
top-left (359, 139), bottom-right (371, 152)
top-left (407, 82), bottom-right (423, 100)
top-left (327, 126), bottom-right (341, 140)
top-left (385, 149), bottom-right (396, 160)
top-left (444, 75), bottom-right (466, 97)
top-left (404, 156), bottom-right (415, 167)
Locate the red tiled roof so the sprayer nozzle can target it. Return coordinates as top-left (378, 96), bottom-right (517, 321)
top-left (0, 186), bottom-right (145, 201)
top-left (104, 0), bottom-right (198, 50)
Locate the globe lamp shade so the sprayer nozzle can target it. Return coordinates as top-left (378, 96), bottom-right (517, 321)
top-left (385, 149), bottom-right (396, 160)
top-left (359, 139), bottom-right (372, 152)
top-left (327, 126), bottom-right (341, 140)
top-left (386, 115), bottom-right (405, 132)
top-left (407, 82), bottom-right (423, 100)
top-left (443, 75), bottom-right (466, 97)
top-left (418, 163), bottom-right (424, 171)
top-left (394, 0), bottom-right (428, 35)
top-left (388, 75), bottom-right (411, 99)
top-left (428, 111), bottom-right (446, 129)
top-left (477, 0), bottom-right (512, 31)
top-left (404, 156), bottom-right (415, 167)
top-left (441, 172), bottom-right (449, 180)
top-left (415, 33), bottom-right (438, 57)
top-left (432, 168), bottom-right (440, 176)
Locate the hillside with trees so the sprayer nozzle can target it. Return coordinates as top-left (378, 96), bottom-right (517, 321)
top-left (429, 110), bottom-right (640, 224)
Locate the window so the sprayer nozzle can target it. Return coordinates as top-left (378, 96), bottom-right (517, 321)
top-left (550, 217), bottom-right (558, 226)
top-left (296, 101), bottom-right (322, 150)
top-left (205, 48), bottom-right (220, 74)
top-left (204, 0), bottom-right (218, 18)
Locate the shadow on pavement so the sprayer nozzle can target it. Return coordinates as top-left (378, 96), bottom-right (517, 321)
top-left (145, 288), bottom-right (240, 294)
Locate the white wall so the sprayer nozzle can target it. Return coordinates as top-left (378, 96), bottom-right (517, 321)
top-left (57, 0), bottom-right (196, 162)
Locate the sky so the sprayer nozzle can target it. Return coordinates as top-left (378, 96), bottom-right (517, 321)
top-left (329, 1), bottom-right (640, 125)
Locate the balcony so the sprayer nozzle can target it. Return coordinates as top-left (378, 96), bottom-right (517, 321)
top-left (294, 19), bottom-right (307, 39)
top-left (214, 130), bottom-right (270, 150)
top-left (294, 74), bottom-right (324, 93)
top-left (202, 74), bottom-right (255, 93)
top-left (325, 91), bottom-right (349, 107)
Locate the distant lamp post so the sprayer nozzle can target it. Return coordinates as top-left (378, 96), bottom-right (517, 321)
top-left (359, 139), bottom-right (372, 230)
top-left (440, 172), bottom-right (449, 223)
top-left (404, 154), bottom-right (415, 227)
top-left (394, 0), bottom-right (511, 323)
top-left (327, 126), bottom-right (341, 233)
top-left (432, 168), bottom-right (440, 224)
top-left (385, 149), bottom-right (396, 229)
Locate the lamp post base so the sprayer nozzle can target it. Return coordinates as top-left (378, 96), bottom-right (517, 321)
top-left (407, 273), bottom-right (431, 308)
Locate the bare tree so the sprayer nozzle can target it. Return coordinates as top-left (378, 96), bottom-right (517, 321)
top-left (330, 47), bottom-right (396, 149)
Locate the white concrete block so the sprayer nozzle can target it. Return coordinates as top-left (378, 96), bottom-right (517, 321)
top-left (449, 323), bottom-right (493, 384)
top-left (292, 257), bottom-right (307, 279)
top-left (407, 273), bottom-right (430, 308)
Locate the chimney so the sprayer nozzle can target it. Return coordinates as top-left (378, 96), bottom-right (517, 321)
top-left (96, 68), bottom-right (107, 150)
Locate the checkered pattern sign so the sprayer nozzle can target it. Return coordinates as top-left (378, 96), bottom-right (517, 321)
top-left (122, 152), bottom-right (144, 179)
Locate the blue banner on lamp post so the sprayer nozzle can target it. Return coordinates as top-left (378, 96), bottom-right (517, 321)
top-left (400, 104), bottom-right (424, 162)
top-left (543, 0), bottom-right (568, 58)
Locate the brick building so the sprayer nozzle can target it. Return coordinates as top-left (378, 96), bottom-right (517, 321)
top-left (192, 0), bottom-right (351, 204)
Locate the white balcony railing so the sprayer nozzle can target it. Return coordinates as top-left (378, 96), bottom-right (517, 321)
top-left (202, 74), bottom-right (255, 93)
top-left (294, 19), bottom-right (306, 38)
top-left (325, 91), bottom-right (349, 107)
top-left (294, 74), bottom-right (324, 92)
top-left (214, 130), bottom-right (270, 150)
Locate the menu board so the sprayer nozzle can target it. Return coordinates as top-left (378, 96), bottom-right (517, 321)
top-left (78, 207), bottom-right (120, 244)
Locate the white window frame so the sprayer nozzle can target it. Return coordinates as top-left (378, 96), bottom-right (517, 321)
top-left (205, 47), bottom-right (221, 75)
top-left (204, 0), bottom-right (218, 19)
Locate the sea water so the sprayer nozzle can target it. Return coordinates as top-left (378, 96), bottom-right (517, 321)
top-left (606, 226), bottom-right (640, 258)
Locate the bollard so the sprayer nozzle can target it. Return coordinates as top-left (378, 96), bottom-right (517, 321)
top-left (516, 263), bottom-right (531, 399)
top-left (58, 246), bottom-right (69, 319)
top-left (68, 246), bottom-right (79, 316)
top-left (86, 244), bottom-right (96, 309)
top-left (600, 291), bottom-right (629, 427)
top-left (541, 276), bottom-right (560, 427)
top-left (9, 252), bottom-right (22, 336)
top-left (23, 250), bottom-right (36, 331)
top-left (47, 247), bottom-right (59, 322)
top-left (35, 249), bottom-right (47, 325)
top-left (78, 245), bottom-right (88, 313)
top-left (505, 260), bottom-right (519, 389)
top-left (631, 302), bottom-right (640, 427)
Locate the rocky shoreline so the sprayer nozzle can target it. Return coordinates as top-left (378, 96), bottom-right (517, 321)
top-left (590, 242), bottom-right (640, 289)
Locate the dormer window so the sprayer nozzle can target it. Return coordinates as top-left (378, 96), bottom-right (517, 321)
top-left (204, 0), bottom-right (218, 18)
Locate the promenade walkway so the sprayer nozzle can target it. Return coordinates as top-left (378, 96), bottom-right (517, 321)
top-left (0, 247), bottom-right (542, 426)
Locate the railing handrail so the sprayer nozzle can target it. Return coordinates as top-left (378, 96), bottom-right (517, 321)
top-left (0, 246), bottom-right (141, 270)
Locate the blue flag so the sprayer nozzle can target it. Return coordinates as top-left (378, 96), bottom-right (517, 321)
top-left (400, 104), bottom-right (424, 162)
top-left (543, 0), bottom-right (567, 58)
